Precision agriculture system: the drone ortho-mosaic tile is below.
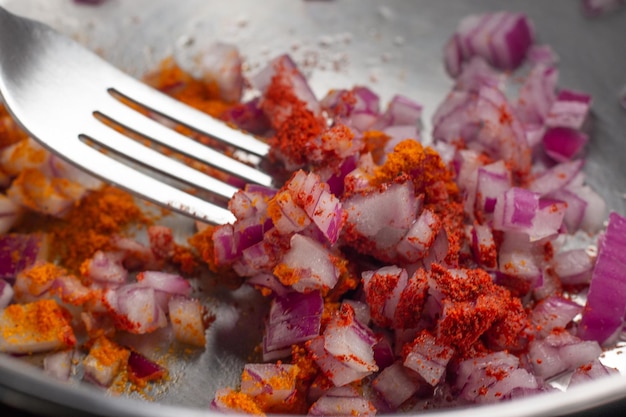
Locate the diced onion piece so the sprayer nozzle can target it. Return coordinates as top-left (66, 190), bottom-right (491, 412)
top-left (128, 350), bottom-right (167, 382)
top-left (199, 42), bottom-right (244, 103)
top-left (241, 363), bottom-right (297, 407)
top-left (83, 250), bottom-right (128, 285)
top-left (530, 296), bottom-right (583, 338)
top-left (0, 278), bottom-right (14, 309)
top-left (0, 233), bottom-right (48, 281)
top-left (581, 0), bottom-right (626, 17)
top-left (578, 212), bottom-right (626, 345)
top-left (516, 64), bottom-right (558, 125)
top-left (106, 284), bottom-right (168, 334)
top-left (527, 159), bottom-right (584, 196)
top-left (274, 234), bottom-right (339, 293)
top-left (43, 349), bottom-right (75, 381)
top-left (0, 194), bottom-right (22, 234)
top-left (397, 209), bottom-right (442, 263)
top-left (403, 331), bottom-right (454, 386)
top-left (263, 291), bottom-right (322, 357)
top-left (568, 359), bottom-right (619, 387)
top-left (545, 89), bottom-right (591, 131)
top-left (551, 249), bottom-right (594, 285)
top-left (136, 271), bottom-right (192, 297)
top-left (528, 331), bottom-right (602, 379)
top-left (306, 336), bottom-right (371, 387)
top-left (0, 299), bottom-right (76, 354)
top-left (83, 337), bottom-right (130, 387)
top-left (309, 386), bottom-right (376, 416)
top-left (168, 296), bottom-right (207, 347)
top-left (372, 361), bottom-right (422, 410)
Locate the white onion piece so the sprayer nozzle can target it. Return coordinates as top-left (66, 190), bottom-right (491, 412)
top-left (528, 331), bottom-right (602, 379)
top-left (568, 359), bottom-right (619, 387)
top-left (275, 233), bottom-right (338, 293)
top-left (168, 296), bottom-right (206, 347)
top-left (582, 0), bottom-right (626, 17)
top-left (264, 291), bottom-right (322, 355)
top-left (83, 250), bottom-right (128, 285)
top-left (578, 212), bottom-right (626, 345)
top-left (403, 331), bottom-right (454, 386)
top-left (309, 386), bottom-right (376, 416)
top-left (527, 44), bottom-right (559, 66)
top-left (527, 159), bottom-right (584, 196)
top-left (323, 304), bottom-right (378, 374)
top-left (240, 363), bottom-right (297, 406)
top-left (475, 160), bottom-right (512, 214)
top-left (551, 249), bottom-right (594, 285)
top-left (136, 271), bottom-right (191, 297)
top-left (516, 64), bottom-right (558, 125)
top-left (397, 209), bottom-right (441, 263)
top-left (0, 300), bottom-right (75, 354)
top-left (83, 337), bottom-right (128, 387)
top-left (530, 296), bottom-right (582, 338)
top-left (0, 194), bottom-right (22, 234)
top-left (545, 90), bottom-right (591, 131)
top-left (0, 278), bottom-right (14, 309)
top-left (456, 351), bottom-right (538, 404)
top-left (250, 54), bottom-right (321, 125)
top-left (372, 361), bottom-right (422, 410)
top-left (199, 42), bottom-right (243, 103)
top-left (43, 349), bottom-right (75, 381)
top-left (306, 336), bottom-right (370, 387)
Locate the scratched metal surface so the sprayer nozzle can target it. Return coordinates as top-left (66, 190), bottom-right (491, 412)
top-left (0, 0), bottom-right (625, 416)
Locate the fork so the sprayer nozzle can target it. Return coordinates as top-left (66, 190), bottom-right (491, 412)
top-left (0, 7), bottom-right (274, 224)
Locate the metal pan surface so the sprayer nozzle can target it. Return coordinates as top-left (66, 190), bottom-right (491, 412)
top-left (0, 0), bottom-right (625, 416)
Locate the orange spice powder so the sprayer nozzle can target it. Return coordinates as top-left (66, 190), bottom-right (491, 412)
top-left (48, 185), bottom-right (150, 271)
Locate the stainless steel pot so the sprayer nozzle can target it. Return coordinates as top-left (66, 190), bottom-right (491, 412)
top-left (1, 0), bottom-right (625, 416)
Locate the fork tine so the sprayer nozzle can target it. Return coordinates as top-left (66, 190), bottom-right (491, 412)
top-left (59, 140), bottom-right (237, 224)
top-left (96, 95), bottom-right (274, 187)
top-left (111, 82), bottom-right (271, 157)
top-left (81, 120), bottom-right (241, 200)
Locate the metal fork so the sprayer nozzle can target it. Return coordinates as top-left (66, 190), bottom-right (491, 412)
top-left (0, 7), bottom-right (274, 224)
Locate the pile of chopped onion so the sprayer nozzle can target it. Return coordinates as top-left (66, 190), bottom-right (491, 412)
top-left (0, 5), bottom-right (624, 416)
top-left (204, 9), bottom-right (623, 415)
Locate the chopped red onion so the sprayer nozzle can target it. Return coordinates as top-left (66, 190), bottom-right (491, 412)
top-left (527, 159), bottom-right (584, 196)
top-left (444, 12), bottom-right (534, 76)
top-left (250, 54), bottom-right (321, 126)
top-left (275, 233), bottom-right (339, 292)
top-left (0, 194), bottom-right (22, 234)
top-left (240, 363), bottom-right (297, 407)
top-left (545, 89), bottom-right (591, 131)
top-left (82, 250), bottom-right (128, 286)
top-left (528, 331), bottom-right (602, 379)
top-left (323, 304), bottom-right (379, 373)
top-left (264, 291), bottom-right (322, 356)
top-left (0, 233), bottom-right (47, 281)
top-left (221, 97), bottom-right (271, 135)
top-left (498, 232), bottom-right (542, 280)
top-left (403, 331), bottom-right (454, 386)
top-left (578, 212), bottom-right (626, 345)
top-left (475, 160), bottom-right (512, 215)
top-left (542, 127), bottom-right (589, 162)
top-left (309, 386), bottom-right (376, 416)
top-left (456, 351), bottom-right (539, 404)
top-left (136, 271), bottom-right (191, 297)
top-left (373, 94), bottom-right (423, 129)
top-left (470, 224), bottom-right (497, 269)
top-left (527, 44), bottom-right (559, 66)
top-left (568, 359), bottom-right (619, 387)
top-left (530, 296), bottom-right (583, 338)
top-left (128, 350), bottom-right (166, 381)
top-left (168, 296), bottom-right (206, 347)
top-left (397, 209), bottom-right (441, 263)
top-left (551, 249), bottom-right (594, 285)
top-left (581, 0), bottom-right (625, 17)
top-left (83, 337), bottom-right (128, 387)
top-left (372, 361), bottom-right (422, 410)
top-left (43, 349), bottom-right (74, 381)
top-left (0, 278), bottom-right (14, 309)
top-left (307, 336), bottom-right (371, 387)
top-left (454, 56), bottom-right (504, 92)
top-left (199, 42), bottom-right (243, 103)
top-left (516, 64), bottom-right (558, 125)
